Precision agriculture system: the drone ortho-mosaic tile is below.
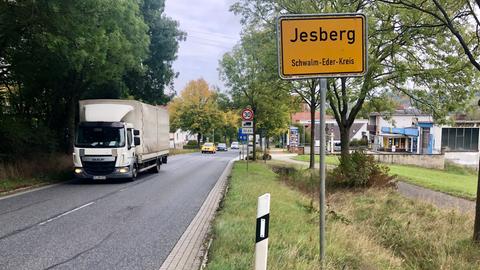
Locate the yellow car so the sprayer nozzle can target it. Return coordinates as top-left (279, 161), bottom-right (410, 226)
top-left (201, 142), bottom-right (216, 154)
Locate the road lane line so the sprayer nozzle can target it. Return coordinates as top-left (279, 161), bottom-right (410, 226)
top-left (38, 202), bottom-right (95, 226)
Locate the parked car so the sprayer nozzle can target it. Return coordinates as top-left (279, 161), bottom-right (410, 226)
top-left (217, 143), bottom-right (227, 151)
top-left (201, 142), bottom-right (216, 154)
top-left (333, 142), bottom-right (341, 152)
top-left (230, 141), bottom-right (239, 149)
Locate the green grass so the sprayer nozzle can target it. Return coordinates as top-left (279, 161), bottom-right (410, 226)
top-left (0, 168), bottom-right (71, 194)
top-left (292, 154), bottom-right (340, 165)
top-left (168, 148), bottom-right (199, 155)
top-left (206, 162), bottom-right (404, 269)
top-left (334, 189), bottom-right (480, 269)
top-left (208, 162), bottom-right (480, 269)
top-left (389, 164), bottom-right (477, 199)
top-left (0, 155), bottom-right (72, 195)
top-left (293, 155), bottom-right (477, 200)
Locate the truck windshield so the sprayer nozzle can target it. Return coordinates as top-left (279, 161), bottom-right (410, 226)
top-left (76, 126), bottom-right (126, 148)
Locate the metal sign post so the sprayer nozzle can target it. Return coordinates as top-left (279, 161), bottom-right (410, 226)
top-left (246, 143), bottom-right (249, 172)
top-left (276, 13), bottom-right (368, 264)
top-left (319, 79), bottom-right (327, 261)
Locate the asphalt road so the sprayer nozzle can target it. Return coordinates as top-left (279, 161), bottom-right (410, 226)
top-left (0, 151), bottom-right (237, 270)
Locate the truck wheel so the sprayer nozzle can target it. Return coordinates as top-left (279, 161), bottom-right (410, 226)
top-left (130, 164), bottom-right (138, 181)
top-left (152, 159), bottom-right (161, 173)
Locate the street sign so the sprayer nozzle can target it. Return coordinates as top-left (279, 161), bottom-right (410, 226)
top-left (277, 13), bottom-right (367, 79)
top-left (238, 134), bottom-right (248, 142)
top-left (242, 120), bottom-right (253, 128)
top-left (242, 127), bottom-right (253, 134)
top-left (241, 108), bottom-right (254, 121)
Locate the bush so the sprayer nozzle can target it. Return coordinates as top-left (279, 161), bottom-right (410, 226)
top-left (183, 144), bottom-right (199, 149)
top-left (0, 116), bottom-right (58, 158)
top-left (349, 138), bottom-right (368, 147)
top-left (183, 140), bottom-right (200, 149)
top-left (330, 151), bottom-right (394, 188)
top-left (186, 140), bottom-right (198, 146)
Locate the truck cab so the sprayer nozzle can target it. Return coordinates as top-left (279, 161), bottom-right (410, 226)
top-left (73, 122), bottom-right (139, 180)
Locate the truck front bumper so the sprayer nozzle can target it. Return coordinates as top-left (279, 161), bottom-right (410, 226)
top-left (74, 167), bottom-right (133, 179)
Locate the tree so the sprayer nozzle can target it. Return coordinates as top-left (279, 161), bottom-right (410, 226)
top-left (0, 0), bottom-right (184, 155)
top-left (380, 0), bottom-right (480, 72)
top-left (0, 0), bottom-right (150, 153)
top-left (124, 0), bottom-right (186, 105)
top-left (291, 80), bottom-right (320, 168)
top-left (230, 0), bottom-right (478, 161)
top-left (219, 29), bottom-right (292, 160)
top-left (169, 79), bottom-right (223, 146)
top-left (377, 0), bottom-right (480, 243)
top-left (214, 92), bottom-right (241, 144)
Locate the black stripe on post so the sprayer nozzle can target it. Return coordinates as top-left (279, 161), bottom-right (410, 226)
top-left (255, 214), bottom-right (270, 243)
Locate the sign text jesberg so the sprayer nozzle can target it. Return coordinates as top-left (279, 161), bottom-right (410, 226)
top-left (277, 14), bottom-right (367, 79)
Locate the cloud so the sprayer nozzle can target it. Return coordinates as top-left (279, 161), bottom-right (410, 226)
top-left (164, 0), bottom-right (242, 92)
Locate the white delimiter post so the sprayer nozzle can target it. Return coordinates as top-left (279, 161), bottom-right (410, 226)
top-left (255, 193), bottom-right (270, 270)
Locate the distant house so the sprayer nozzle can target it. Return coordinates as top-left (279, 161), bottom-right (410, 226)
top-left (169, 129), bottom-right (197, 149)
top-left (369, 109), bottom-right (438, 154)
top-left (369, 109), bottom-right (480, 160)
top-left (290, 103), bottom-right (368, 148)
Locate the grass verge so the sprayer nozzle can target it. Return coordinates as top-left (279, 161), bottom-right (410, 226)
top-left (208, 161), bottom-right (480, 269)
top-left (207, 162), bottom-right (401, 269)
top-left (168, 148), bottom-right (199, 156)
top-left (0, 154), bottom-right (72, 194)
top-left (292, 154), bottom-right (340, 165)
top-left (293, 155), bottom-right (477, 200)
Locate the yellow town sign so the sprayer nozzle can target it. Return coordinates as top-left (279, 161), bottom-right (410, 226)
top-left (277, 14), bottom-right (367, 79)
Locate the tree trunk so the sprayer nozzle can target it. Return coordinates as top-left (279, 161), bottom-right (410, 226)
top-left (309, 98), bottom-right (316, 169)
top-left (340, 126), bottom-right (350, 161)
top-left (473, 157), bottom-right (480, 242)
top-left (197, 133), bottom-right (201, 147)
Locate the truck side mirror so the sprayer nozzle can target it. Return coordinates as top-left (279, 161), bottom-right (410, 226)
top-left (134, 137), bottom-right (141, 146)
top-left (134, 129), bottom-right (140, 136)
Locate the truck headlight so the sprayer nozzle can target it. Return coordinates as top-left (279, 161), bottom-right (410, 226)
top-left (118, 167), bottom-right (129, 173)
top-left (74, 168), bottom-right (83, 174)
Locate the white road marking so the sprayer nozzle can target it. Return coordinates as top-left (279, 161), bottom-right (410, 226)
top-left (39, 202), bottom-right (95, 226)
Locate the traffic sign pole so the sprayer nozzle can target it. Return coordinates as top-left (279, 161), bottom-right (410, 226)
top-left (319, 78), bottom-right (327, 263)
top-left (277, 13), bottom-right (368, 265)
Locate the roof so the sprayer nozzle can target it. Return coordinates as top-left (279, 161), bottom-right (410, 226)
top-left (314, 123), bottom-right (366, 141)
top-left (370, 108), bottom-right (431, 117)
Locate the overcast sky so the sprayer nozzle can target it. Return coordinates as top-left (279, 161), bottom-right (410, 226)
top-left (164, 0), bottom-right (242, 95)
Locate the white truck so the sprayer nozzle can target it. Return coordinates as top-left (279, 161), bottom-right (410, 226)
top-left (73, 99), bottom-right (169, 180)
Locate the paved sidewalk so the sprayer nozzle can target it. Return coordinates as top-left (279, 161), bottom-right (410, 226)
top-left (397, 181), bottom-right (475, 213)
top-left (159, 158), bottom-right (235, 270)
top-left (271, 152), bottom-right (476, 213)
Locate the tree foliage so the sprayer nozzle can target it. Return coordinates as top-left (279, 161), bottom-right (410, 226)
top-left (168, 79), bottom-right (238, 145)
top-left (230, 0), bottom-right (479, 159)
top-left (0, 0), bottom-right (183, 154)
top-left (219, 28), bottom-right (294, 159)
